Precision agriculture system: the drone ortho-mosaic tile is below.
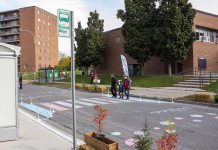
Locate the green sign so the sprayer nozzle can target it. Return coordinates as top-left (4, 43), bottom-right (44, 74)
top-left (47, 70), bottom-right (59, 79)
top-left (57, 9), bottom-right (70, 37)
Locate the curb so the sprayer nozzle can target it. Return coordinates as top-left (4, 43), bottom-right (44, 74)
top-left (19, 108), bottom-right (85, 146)
top-left (130, 94), bottom-right (218, 108)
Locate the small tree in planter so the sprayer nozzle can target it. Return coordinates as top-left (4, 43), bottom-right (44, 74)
top-left (93, 104), bottom-right (109, 139)
top-left (156, 119), bottom-right (179, 150)
top-left (84, 105), bottom-right (118, 150)
top-left (134, 118), bottom-right (153, 150)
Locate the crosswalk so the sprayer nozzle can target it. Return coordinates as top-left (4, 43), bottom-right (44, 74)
top-left (39, 96), bottom-right (132, 112)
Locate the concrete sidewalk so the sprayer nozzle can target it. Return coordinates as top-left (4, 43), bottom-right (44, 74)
top-left (0, 109), bottom-right (82, 150)
top-left (130, 86), bottom-right (206, 99)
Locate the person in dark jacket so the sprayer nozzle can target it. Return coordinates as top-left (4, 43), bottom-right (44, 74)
top-left (90, 70), bottom-right (95, 84)
top-left (111, 74), bottom-right (117, 97)
top-left (118, 80), bottom-right (124, 99)
top-left (19, 74), bottom-right (23, 89)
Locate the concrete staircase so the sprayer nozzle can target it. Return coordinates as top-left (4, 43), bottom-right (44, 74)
top-left (174, 74), bottom-right (218, 89)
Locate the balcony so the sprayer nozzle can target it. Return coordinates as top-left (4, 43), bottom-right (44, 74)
top-left (0, 23), bottom-right (20, 29)
top-left (0, 31), bottom-right (19, 36)
top-left (0, 15), bottom-right (19, 22)
top-left (0, 38), bottom-right (20, 43)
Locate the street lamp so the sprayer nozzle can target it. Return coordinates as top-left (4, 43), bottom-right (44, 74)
top-left (19, 29), bottom-right (36, 81)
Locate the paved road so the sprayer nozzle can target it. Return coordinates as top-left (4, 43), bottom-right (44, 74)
top-left (19, 84), bottom-right (218, 150)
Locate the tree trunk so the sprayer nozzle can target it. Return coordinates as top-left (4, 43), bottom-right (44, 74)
top-left (141, 63), bottom-right (144, 76)
top-left (168, 63), bottom-right (172, 76)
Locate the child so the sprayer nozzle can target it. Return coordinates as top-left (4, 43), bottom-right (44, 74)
top-left (118, 80), bottom-right (124, 99)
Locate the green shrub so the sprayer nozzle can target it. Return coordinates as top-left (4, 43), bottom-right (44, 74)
top-left (214, 95), bottom-right (218, 103)
top-left (194, 93), bottom-right (215, 103)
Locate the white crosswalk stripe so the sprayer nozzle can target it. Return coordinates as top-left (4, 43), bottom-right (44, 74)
top-left (41, 96), bottom-right (131, 111)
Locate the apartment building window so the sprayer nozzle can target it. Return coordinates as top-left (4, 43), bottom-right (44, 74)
top-left (43, 20), bottom-right (46, 24)
top-left (38, 41), bottom-right (41, 45)
top-left (48, 29), bottom-right (50, 33)
top-left (38, 56), bottom-right (41, 60)
top-left (48, 15), bottom-right (50, 19)
top-left (115, 36), bottom-right (121, 43)
top-left (195, 26), bottom-right (218, 43)
top-left (48, 22), bottom-right (50, 26)
top-left (39, 64), bottom-right (41, 69)
top-left (39, 48), bottom-right (42, 53)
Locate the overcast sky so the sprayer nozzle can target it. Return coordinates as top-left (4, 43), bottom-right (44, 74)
top-left (0, 0), bottom-right (218, 55)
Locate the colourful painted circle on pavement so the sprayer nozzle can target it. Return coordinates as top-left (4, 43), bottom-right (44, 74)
top-left (134, 131), bottom-right (144, 136)
top-left (125, 138), bottom-right (137, 147)
top-left (160, 121), bottom-right (175, 126)
top-left (214, 116), bottom-right (218, 120)
top-left (154, 127), bottom-right (160, 130)
top-left (174, 117), bottom-right (183, 120)
top-left (206, 113), bottom-right (216, 116)
top-left (111, 132), bottom-right (121, 136)
top-left (190, 114), bottom-right (203, 118)
top-left (192, 119), bottom-right (202, 122)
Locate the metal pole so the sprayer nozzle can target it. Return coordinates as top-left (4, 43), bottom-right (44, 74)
top-left (70, 11), bottom-right (77, 150)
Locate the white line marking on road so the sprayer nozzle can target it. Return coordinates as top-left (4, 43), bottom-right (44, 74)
top-left (79, 98), bottom-right (108, 105)
top-left (190, 114), bottom-right (203, 118)
top-left (151, 107), bottom-right (192, 114)
top-left (174, 117), bottom-right (183, 120)
top-left (192, 119), bottom-right (202, 122)
top-left (66, 99), bottom-right (95, 106)
top-left (91, 97), bottom-right (119, 103)
top-left (111, 132), bottom-right (121, 136)
top-left (160, 121), bottom-right (175, 126)
top-left (154, 127), bottom-right (160, 130)
top-left (55, 101), bottom-right (82, 109)
top-left (206, 113), bottom-right (216, 116)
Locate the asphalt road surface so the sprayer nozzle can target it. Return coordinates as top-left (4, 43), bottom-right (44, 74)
top-left (19, 84), bottom-right (218, 150)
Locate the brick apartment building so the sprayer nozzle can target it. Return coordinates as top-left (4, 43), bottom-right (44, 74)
top-left (0, 6), bottom-right (58, 72)
top-left (97, 10), bottom-right (218, 76)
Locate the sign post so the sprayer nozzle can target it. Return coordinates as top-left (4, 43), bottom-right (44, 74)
top-left (58, 9), bottom-right (76, 149)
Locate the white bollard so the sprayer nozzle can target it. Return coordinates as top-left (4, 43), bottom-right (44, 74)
top-left (30, 96), bottom-right (33, 104)
top-left (107, 88), bottom-right (110, 97)
top-left (171, 95), bottom-right (174, 103)
top-left (158, 96), bottom-right (160, 104)
top-left (20, 94), bottom-right (23, 103)
top-left (52, 102), bottom-right (55, 113)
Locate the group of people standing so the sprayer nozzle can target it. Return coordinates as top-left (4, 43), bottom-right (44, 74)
top-left (111, 74), bottom-right (130, 100)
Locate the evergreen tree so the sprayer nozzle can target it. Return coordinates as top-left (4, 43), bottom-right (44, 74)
top-left (75, 22), bottom-right (89, 70)
top-left (134, 118), bottom-right (153, 150)
top-left (154, 0), bottom-right (196, 75)
top-left (117, 0), bottom-right (157, 76)
top-left (86, 10), bottom-right (105, 68)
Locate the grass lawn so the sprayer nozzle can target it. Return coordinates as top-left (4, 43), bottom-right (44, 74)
top-left (203, 80), bottom-right (218, 93)
top-left (59, 75), bottom-right (187, 88)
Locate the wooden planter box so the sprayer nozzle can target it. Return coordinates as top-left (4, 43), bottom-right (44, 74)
top-left (84, 132), bottom-right (119, 150)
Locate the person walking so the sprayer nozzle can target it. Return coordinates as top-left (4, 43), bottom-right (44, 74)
top-left (111, 74), bottom-right (117, 98)
top-left (90, 70), bottom-right (95, 84)
top-left (19, 73), bottom-right (23, 89)
top-left (118, 80), bottom-right (124, 99)
top-left (123, 76), bottom-right (130, 100)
